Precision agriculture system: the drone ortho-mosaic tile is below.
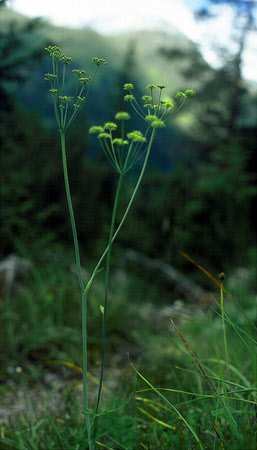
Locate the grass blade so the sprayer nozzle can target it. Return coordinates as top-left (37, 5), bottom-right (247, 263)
top-left (130, 361), bottom-right (204, 449)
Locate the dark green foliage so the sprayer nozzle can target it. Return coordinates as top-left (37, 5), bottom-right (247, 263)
top-left (164, 141), bottom-right (256, 271)
top-left (114, 139), bottom-right (256, 276)
top-left (2, 104), bottom-right (255, 277)
top-left (1, 5), bottom-right (256, 277)
top-left (0, 105), bottom-right (58, 254)
top-left (0, 13), bottom-right (47, 108)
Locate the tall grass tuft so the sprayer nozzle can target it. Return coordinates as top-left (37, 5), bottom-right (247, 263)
top-left (132, 254), bottom-right (256, 448)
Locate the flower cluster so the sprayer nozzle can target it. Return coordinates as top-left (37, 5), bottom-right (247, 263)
top-left (44, 73), bottom-right (57, 81)
top-left (92, 57), bottom-right (107, 66)
top-left (89, 83), bottom-right (195, 174)
top-left (45, 45), bottom-right (72, 64)
top-left (72, 69), bottom-right (87, 78)
top-left (44, 45), bottom-right (107, 131)
top-left (123, 82), bottom-right (195, 127)
top-left (89, 113), bottom-right (147, 174)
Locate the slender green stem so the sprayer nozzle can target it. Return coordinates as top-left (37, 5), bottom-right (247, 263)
top-left (61, 124), bottom-right (155, 447)
top-left (60, 131), bottom-right (84, 293)
top-left (66, 67), bottom-right (100, 130)
top-left (52, 58), bottom-right (61, 128)
top-left (87, 174), bottom-right (124, 449)
top-left (60, 130), bottom-right (91, 441)
top-left (84, 129), bottom-right (157, 448)
top-left (165, 98), bottom-right (187, 120)
top-left (82, 290), bottom-right (91, 444)
top-left (95, 174), bottom-right (124, 416)
top-left (220, 285), bottom-right (229, 373)
top-left (91, 127), bottom-right (156, 278)
top-left (62, 64), bottom-right (66, 96)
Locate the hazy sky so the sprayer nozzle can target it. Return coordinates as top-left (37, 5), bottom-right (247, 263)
top-left (9, 0), bottom-right (257, 82)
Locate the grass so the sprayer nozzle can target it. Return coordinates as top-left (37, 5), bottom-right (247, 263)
top-left (1, 247), bottom-right (256, 448)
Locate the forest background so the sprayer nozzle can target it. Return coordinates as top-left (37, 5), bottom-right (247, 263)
top-left (1, 0), bottom-right (256, 277)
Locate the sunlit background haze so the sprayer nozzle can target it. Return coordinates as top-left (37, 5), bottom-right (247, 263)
top-left (8, 0), bottom-right (257, 83)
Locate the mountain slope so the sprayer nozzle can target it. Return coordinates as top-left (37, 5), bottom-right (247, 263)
top-left (1, 6), bottom-right (208, 91)
top-left (1, 7), bottom-right (207, 167)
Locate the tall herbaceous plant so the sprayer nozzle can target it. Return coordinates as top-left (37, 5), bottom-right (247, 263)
top-left (44, 45), bottom-right (195, 449)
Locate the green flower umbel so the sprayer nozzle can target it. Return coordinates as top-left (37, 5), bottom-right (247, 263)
top-left (89, 113), bottom-right (148, 175)
top-left (123, 82), bottom-right (195, 124)
top-left (45, 45), bottom-right (107, 131)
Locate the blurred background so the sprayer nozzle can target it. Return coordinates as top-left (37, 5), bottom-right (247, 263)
top-left (1, 0), bottom-right (256, 276)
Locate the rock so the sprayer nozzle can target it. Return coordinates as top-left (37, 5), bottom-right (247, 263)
top-left (0, 254), bottom-right (31, 299)
top-left (118, 249), bottom-right (211, 305)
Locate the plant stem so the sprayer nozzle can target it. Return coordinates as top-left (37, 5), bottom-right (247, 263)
top-left (60, 131), bottom-right (84, 294)
top-left (95, 174), bottom-right (124, 415)
top-left (82, 289), bottom-right (91, 446)
top-left (60, 131), bottom-right (91, 441)
top-left (91, 128), bottom-right (156, 278)
top-left (220, 285), bottom-right (229, 373)
top-left (84, 128), bottom-right (156, 447)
